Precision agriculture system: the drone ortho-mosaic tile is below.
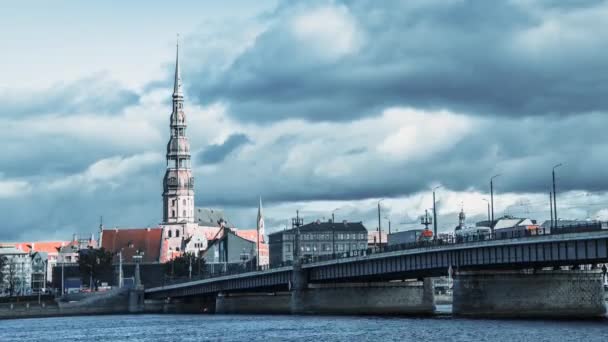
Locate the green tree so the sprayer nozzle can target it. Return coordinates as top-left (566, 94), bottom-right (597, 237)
top-left (78, 247), bottom-right (113, 290)
top-left (0, 256), bottom-right (5, 287)
top-left (163, 252), bottom-right (206, 279)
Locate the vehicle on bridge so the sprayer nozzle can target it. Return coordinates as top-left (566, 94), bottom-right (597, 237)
top-left (455, 226), bottom-right (491, 243)
top-left (494, 224), bottom-right (542, 240)
top-left (551, 221), bottom-right (608, 235)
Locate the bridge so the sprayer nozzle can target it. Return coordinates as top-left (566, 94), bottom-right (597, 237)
top-left (145, 231), bottom-right (608, 318)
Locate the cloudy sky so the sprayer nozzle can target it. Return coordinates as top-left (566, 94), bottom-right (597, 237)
top-left (2, 0), bottom-right (608, 242)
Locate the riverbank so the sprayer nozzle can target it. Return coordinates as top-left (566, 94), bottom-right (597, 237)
top-left (0, 288), bottom-right (144, 320)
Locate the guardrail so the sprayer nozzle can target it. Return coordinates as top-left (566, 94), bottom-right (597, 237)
top-left (152, 223), bottom-right (608, 288)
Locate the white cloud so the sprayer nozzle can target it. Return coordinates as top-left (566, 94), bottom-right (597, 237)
top-left (377, 108), bottom-right (476, 161)
top-left (291, 4), bottom-right (361, 61)
top-left (46, 152), bottom-right (163, 192)
top-left (0, 179), bottom-right (32, 198)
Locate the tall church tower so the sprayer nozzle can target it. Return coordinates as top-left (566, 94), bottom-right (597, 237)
top-left (163, 40), bottom-right (195, 224)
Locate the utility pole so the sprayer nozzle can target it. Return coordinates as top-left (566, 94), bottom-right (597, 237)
top-left (377, 199), bottom-right (384, 246)
top-left (549, 191), bottom-right (554, 230)
top-left (490, 174), bottom-right (501, 233)
top-left (482, 199), bottom-right (490, 223)
top-left (118, 251), bottom-right (123, 288)
top-left (432, 186), bottom-right (441, 239)
top-left (552, 164), bottom-right (562, 229)
top-left (61, 257), bottom-right (65, 295)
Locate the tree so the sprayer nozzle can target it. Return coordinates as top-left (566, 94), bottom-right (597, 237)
top-left (0, 256), bottom-right (5, 288)
top-left (5, 259), bottom-right (19, 296)
top-left (78, 247), bottom-right (113, 290)
top-left (163, 252), bottom-right (206, 278)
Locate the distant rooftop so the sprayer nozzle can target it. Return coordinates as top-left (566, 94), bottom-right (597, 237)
top-left (195, 207), bottom-right (235, 228)
top-left (269, 220), bottom-right (367, 236)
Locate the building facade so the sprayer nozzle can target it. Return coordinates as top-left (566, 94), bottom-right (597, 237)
top-left (268, 220), bottom-right (368, 267)
top-left (202, 229), bottom-right (256, 270)
top-left (0, 246), bottom-right (33, 295)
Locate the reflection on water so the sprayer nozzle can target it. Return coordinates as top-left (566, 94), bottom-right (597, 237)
top-left (1, 314), bottom-right (608, 342)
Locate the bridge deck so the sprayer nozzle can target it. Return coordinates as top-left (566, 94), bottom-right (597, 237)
top-left (146, 231), bottom-right (608, 297)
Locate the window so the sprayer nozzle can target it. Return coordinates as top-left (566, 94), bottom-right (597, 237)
top-left (176, 230), bottom-right (180, 238)
top-left (172, 210), bottom-right (176, 218)
top-left (183, 210), bottom-right (186, 217)
top-left (338, 234), bottom-right (344, 240)
top-left (351, 244), bottom-right (357, 250)
top-left (337, 244), bottom-right (344, 251)
top-left (172, 199), bottom-right (176, 206)
top-left (323, 244), bottom-right (331, 251)
top-left (285, 244), bottom-right (292, 252)
top-left (176, 247), bottom-right (180, 252)
top-left (183, 199), bottom-right (186, 205)
top-left (168, 230), bottom-right (172, 238)
top-left (313, 245), bottom-right (318, 252)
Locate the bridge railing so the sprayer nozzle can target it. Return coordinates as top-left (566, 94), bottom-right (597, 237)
top-left (158, 263), bottom-right (282, 287)
top-left (299, 224), bottom-right (606, 265)
top-left (155, 222), bottom-right (608, 287)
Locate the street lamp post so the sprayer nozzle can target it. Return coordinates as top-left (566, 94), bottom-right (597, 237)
top-left (384, 215), bottom-right (391, 235)
top-left (482, 199), bottom-right (490, 223)
top-left (432, 186), bottom-right (441, 239)
top-left (552, 163), bottom-right (562, 229)
top-left (332, 208), bottom-right (341, 223)
top-left (331, 208), bottom-right (340, 257)
top-left (490, 174), bottom-right (501, 233)
top-left (377, 199), bottom-right (385, 246)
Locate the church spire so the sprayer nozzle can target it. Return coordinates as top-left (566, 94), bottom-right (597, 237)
top-left (163, 37), bottom-right (194, 225)
top-left (173, 35), bottom-right (183, 97)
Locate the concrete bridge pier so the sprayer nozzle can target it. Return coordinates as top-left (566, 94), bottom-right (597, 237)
top-left (453, 269), bottom-right (607, 318)
top-left (290, 261), bottom-right (309, 314)
top-left (215, 292), bottom-right (291, 314)
top-left (128, 289), bottom-right (145, 313)
top-left (290, 262), bottom-right (435, 315)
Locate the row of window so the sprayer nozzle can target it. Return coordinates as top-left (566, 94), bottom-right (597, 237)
top-left (284, 233), bottom-right (366, 241)
top-left (167, 230), bottom-right (180, 238)
top-left (284, 243), bottom-right (366, 253)
top-left (171, 210), bottom-right (190, 218)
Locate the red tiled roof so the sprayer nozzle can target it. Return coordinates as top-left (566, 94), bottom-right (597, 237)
top-left (5, 241), bottom-right (69, 254)
top-left (101, 228), bottom-right (163, 263)
top-left (235, 229), bottom-right (265, 243)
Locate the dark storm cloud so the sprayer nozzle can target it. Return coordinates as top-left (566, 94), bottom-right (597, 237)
top-left (183, 0), bottom-right (608, 122)
top-left (0, 75), bottom-right (139, 117)
top-left (197, 133), bottom-right (252, 164)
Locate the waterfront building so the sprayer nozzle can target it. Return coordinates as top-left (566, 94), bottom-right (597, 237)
top-left (5, 241), bottom-right (68, 281)
top-left (202, 228), bottom-right (257, 272)
top-left (30, 251), bottom-right (47, 291)
top-left (0, 246), bottom-right (33, 295)
top-left (268, 220), bottom-right (367, 267)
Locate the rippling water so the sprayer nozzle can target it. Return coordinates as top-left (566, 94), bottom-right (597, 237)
top-left (1, 313), bottom-right (608, 342)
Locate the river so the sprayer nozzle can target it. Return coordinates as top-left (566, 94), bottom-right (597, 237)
top-left (2, 311), bottom-right (608, 341)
